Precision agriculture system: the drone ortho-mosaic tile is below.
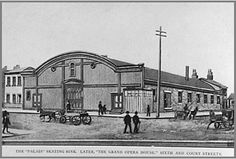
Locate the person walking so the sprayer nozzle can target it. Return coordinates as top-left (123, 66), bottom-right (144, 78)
top-left (146, 105), bottom-right (150, 117)
top-left (133, 111), bottom-right (141, 133)
top-left (66, 100), bottom-right (71, 112)
top-left (183, 104), bottom-right (189, 120)
top-left (123, 111), bottom-right (132, 133)
top-left (2, 112), bottom-right (11, 134)
top-left (103, 105), bottom-right (107, 114)
top-left (98, 101), bottom-right (102, 116)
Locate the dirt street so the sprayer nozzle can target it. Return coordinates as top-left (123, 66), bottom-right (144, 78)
top-left (2, 113), bottom-right (234, 141)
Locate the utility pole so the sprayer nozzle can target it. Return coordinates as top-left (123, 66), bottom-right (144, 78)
top-left (155, 26), bottom-right (167, 118)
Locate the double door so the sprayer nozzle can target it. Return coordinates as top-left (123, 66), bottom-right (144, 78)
top-left (65, 84), bottom-right (83, 110)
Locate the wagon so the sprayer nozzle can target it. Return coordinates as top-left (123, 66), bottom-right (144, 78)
top-left (57, 110), bottom-right (92, 126)
top-left (207, 109), bottom-right (234, 130)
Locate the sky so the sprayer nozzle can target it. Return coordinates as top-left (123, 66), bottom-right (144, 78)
top-left (2, 2), bottom-right (234, 94)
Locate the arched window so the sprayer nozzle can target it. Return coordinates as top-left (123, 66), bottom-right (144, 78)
top-left (70, 63), bottom-right (75, 77)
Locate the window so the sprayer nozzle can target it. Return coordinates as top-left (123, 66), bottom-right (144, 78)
top-left (196, 94), bottom-right (200, 103)
top-left (26, 90), bottom-right (31, 101)
top-left (6, 94), bottom-right (10, 103)
top-left (178, 91), bottom-right (182, 103)
top-left (12, 94), bottom-right (16, 104)
top-left (112, 93), bottom-right (123, 108)
top-left (153, 89), bottom-right (157, 102)
top-left (12, 77), bottom-right (16, 86)
top-left (70, 63), bottom-right (75, 77)
top-left (217, 96), bottom-right (220, 104)
top-left (187, 93), bottom-right (192, 103)
top-left (210, 95), bottom-right (214, 104)
top-left (6, 77), bottom-right (10, 86)
top-left (17, 76), bottom-right (22, 86)
top-left (204, 95), bottom-right (208, 104)
top-left (17, 94), bottom-right (22, 103)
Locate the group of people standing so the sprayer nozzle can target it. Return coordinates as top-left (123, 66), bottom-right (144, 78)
top-left (123, 111), bottom-right (141, 134)
top-left (98, 101), bottom-right (107, 115)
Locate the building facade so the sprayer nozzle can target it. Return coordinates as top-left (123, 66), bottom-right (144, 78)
top-left (227, 93), bottom-right (234, 109)
top-left (9, 51), bottom-right (228, 113)
top-left (3, 65), bottom-right (34, 109)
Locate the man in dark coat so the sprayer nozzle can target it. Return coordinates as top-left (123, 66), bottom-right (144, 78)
top-left (183, 104), bottom-right (189, 120)
top-left (2, 112), bottom-right (11, 134)
top-left (123, 111), bottom-right (132, 133)
top-left (66, 101), bottom-right (71, 112)
top-left (133, 111), bottom-right (141, 133)
top-left (146, 105), bottom-right (150, 116)
top-left (98, 101), bottom-right (103, 116)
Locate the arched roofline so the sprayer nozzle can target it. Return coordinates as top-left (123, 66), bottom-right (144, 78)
top-left (35, 51), bottom-right (120, 75)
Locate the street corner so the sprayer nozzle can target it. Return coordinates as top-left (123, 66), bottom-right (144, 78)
top-left (2, 128), bottom-right (35, 139)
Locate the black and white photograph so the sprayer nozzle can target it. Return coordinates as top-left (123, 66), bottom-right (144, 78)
top-left (1, 1), bottom-right (234, 158)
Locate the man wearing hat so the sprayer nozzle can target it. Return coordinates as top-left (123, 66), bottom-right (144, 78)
top-left (123, 111), bottom-right (132, 133)
top-left (133, 111), bottom-right (141, 133)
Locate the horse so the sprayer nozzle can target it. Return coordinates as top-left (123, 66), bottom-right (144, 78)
top-left (188, 106), bottom-right (198, 120)
top-left (39, 108), bottom-right (56, 122)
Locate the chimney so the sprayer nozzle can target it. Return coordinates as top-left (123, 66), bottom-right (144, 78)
top-left (101, 55), bottom-right (108, 58)
top-left (13, 65), bottom-right (20, 70)
top-left (207, 69), bottom-right (213, 80)
top-left (3, 66), bottom-right (7, 70)
top-left (192, 69), bottom-right (198, 78)
top-left (185, 66), bottom-right (189, 81)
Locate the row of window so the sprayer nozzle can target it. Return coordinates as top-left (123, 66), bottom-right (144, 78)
top-left (178, 92), bottom-right (221, 104)
top-left (6, 94), bottom-right (22, 104)
top-left (6, 76), bottom-right (22, 87)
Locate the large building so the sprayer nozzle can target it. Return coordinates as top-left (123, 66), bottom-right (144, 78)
top-left (5, 51), bottom-right (228, 113)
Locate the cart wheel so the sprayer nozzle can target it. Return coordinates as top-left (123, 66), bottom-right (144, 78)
top-left (59, 116), bottom-right (67, 124)
top-left (214, 122), bottom-right (220, 129)
top-left (223, 121), bottom-right (230, 128)
top-left (71, 115), bottom-right (81, 126)
top-left (40, 116), bottom-right (45, 122)
top-left (46, 115), bottom-right (52, 122)
top-left (82, 115), bottom-right (92, 125)
top-left (55, 111), bottom-right (62, 120)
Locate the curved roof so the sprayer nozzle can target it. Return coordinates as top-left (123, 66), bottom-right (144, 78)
top-left (35, 51), bottom-right (139, 75)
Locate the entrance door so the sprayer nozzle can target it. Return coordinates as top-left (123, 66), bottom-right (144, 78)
top-left (65, 84), bottom-right (83, 110)
top-left (111, 93), bottom-right (123, 110)
top-left (164, 92), bottom-right (171, 108)
top-left (32, 94), bottom-right (42, 111)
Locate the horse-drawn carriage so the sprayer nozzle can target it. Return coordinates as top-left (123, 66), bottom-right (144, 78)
top-left (174, 106), bottom-right (198, 120)
top-left (207, 109), bottom-right (234, 130)
top-left (39, 108), bottom-right (92, 126)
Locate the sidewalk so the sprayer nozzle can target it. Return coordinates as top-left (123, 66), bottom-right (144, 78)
top-left (4, 108), bottom-right (222, 119)
top-left (2, 128), bottom-right (35, 138)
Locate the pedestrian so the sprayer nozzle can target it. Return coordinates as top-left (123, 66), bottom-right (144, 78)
top-left (66, 100), bottom-right (71, 112)
top-left (123, 111), bottom-right (132, 133)
top-left (98, 101), bottom-right (102, 116)
top-left (183, 104), bottom-right (189, 120)
top-left (2, 110), bottom-right (7, 119)
top-left (146, 105), bottom-right (150, 116)
top-left (2, 112), bottom-right (11, 134)
top-left (103, 105), bottom-right (107, 114)
top-left (133, 111), bottom-right (141, 133)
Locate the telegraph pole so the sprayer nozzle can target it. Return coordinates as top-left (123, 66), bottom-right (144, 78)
top-left (155, 26), bottom-right (167, 118)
